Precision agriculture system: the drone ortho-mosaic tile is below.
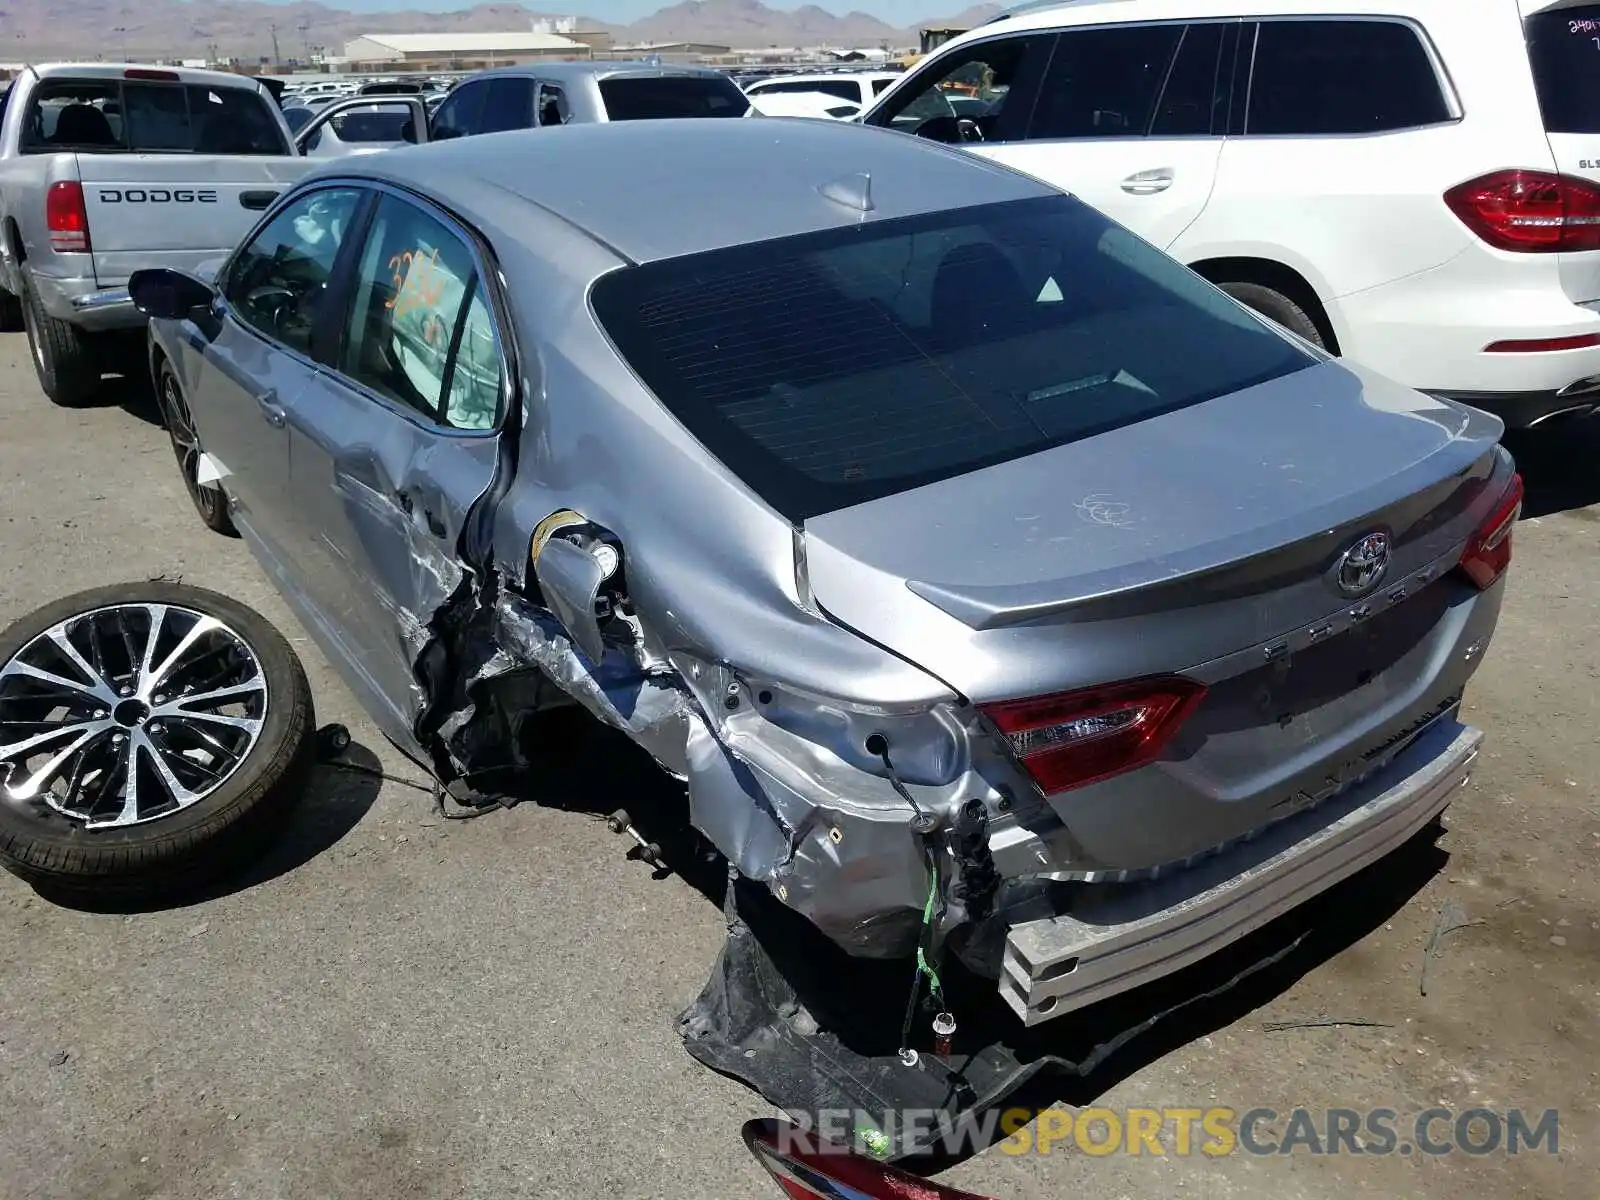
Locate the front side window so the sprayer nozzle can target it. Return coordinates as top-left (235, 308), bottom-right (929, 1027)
top-left (224, 188), bottom-right (364, 356)
top-left (871, 77), bottom-right (896, 95)
top-left (1150, 22), bottom-right (1227, 136)
top-left (597, 75), bottom-right (749, 119)
top-left (339, 194), bottom-right (504, 429)
top-left (431, 80), bottom-right (488, 139)
top-left (20, 79), bottom-right (286, 154)
top-left (1525, 5), bottom-right (1600, 134)
top-left (592, 194), bottom-right (1313, 522)
top-left (870, 36), bottom-right (1044, 142)
top-left (1028, 25), bottom-right (1183, 139)
top-left (537, 83), bottom-right (569, 127)
top-left (480, 77), bottom-right (535, 133)
top-left (1246, 19), bottom-right (1450, 135)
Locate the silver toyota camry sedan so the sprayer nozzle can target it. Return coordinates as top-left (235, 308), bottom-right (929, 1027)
top-left (3, 119), bottom-right (1518, 1049)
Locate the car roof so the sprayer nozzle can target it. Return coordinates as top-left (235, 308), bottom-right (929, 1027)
top-left (464, 60), bottom-right (737, 83)
top-left (343, 117), bottom-right (1052, 264)
top-left (970, 0), bottom-right (1512, 37)
top-left (754, 71), bottom-right (902, 82)
top-left (27, 62), bottom-right (270, 91)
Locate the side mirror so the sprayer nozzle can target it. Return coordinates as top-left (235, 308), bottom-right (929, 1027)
top-left (533, 536), bottom-right (609, 665)
top-left (129, 268), bottom-right (216, 321)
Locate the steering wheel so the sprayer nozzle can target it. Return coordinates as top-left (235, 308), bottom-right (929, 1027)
top-left (956, 117), bottom-right (986, 143)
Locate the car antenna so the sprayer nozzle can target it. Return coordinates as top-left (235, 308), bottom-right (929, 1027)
top-left (818, 171), bottom-right (874, 218)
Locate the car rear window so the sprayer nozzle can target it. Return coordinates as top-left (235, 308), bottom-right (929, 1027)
top-left (591, 195), bottom-right (1316, 522)
top-left (1525, 6), bottom-right (1600, 134)
top-left (597, 75), bottom-right (749, 120)
top-left (21, 78), bottom-right (288, 154)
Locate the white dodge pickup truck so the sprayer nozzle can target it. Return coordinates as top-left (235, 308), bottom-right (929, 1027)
top-left (0, 63), bottom-right (426, 404)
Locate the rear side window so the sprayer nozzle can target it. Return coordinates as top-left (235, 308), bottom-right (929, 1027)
top-left (431, 80), bottom-right (487, 139)
top-left (1525, 6), bottom-right (1600, 134)
top-left (1246, 20), bottom-right (1451, 135)
top-left (754, 79), bottom-right (861, 102)
top-left (597, 76), bottom-right (749, 119)
top-left (21, 79), bottom-right (286, 154)
top-left (591, 195), bottom-right (1313, 522)
top-left (1028, 25), bottom-right (1183, 139)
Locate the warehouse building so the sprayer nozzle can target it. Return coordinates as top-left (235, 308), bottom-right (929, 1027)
top-left (610, 41), bottom-right (735, 63)
top-left (343, 31), bottom-right (599, 70)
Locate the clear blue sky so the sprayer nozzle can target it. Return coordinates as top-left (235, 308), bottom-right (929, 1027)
top-left (265, 0), bottom-right (967, 27)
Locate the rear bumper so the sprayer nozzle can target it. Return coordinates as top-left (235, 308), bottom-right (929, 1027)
top-left (999, 719), bottom-right (1480, 1025)
top-left (30, 274), bottom-right (140, 332)
top-left (1428, 383), bottom-right (1600, 429)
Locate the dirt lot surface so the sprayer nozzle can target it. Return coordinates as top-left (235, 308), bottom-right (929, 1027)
top-left (0, 333), bottom-right (1592, 1199)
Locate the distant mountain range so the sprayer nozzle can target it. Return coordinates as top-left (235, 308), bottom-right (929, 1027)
top-left (1, 0), bottom-right (1006, 60)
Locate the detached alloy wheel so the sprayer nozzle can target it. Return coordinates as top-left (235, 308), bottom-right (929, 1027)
top-left (0, 582), bottom-right (315, 902)
top-left (158, 362), bottom-right (237, 536)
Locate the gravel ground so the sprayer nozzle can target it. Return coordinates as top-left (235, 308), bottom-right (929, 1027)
top-left (0, 332), bottom-right (1592, 1199)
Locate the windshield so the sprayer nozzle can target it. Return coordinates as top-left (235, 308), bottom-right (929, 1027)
top-left (592, 195), bottom-right (1315, 522)
top-left (1525, 5), bottom-right (1600, 133)
top-left (597, 75), bottom-right (749, 120)
top-left (21, 79), bottom-right (288, 155)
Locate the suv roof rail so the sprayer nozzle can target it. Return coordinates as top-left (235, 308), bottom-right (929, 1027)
top-left (984, 0), bottom-right (1104, 23)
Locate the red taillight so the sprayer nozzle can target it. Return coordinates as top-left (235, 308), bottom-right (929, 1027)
top-left (1444, 169), bottom-right (1600, 253)
top-left (45, 181), bottom-right (90, 253)
top-left (124, 68), bottom-right (180, 81)
top-left (980, 676), bottom-right (1206, 795)
top-left (1483, 333), bottom-right (1600, 353)
top-left (1458, 473), bottom-right (1523, 591)
top-left (743, 1119), bottom-right (996, 1200)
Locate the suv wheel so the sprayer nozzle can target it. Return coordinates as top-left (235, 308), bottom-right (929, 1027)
top-left (157, 360), bottom-right (237, 537)
top-left (0, 582), bottom-right (316, 903)
top-left (1219, 281), bottom-right (1328, 350)
top-left (20, 275), bottom-right (101, 406)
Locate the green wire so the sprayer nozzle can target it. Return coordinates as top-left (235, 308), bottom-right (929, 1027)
top-left (916, 871), bottom-right (944, 1003)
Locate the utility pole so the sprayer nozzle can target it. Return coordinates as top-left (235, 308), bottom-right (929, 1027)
top-left (269, 22), bottom-right (281, 69)
top-left (297, 19), bottom-right (312, 64)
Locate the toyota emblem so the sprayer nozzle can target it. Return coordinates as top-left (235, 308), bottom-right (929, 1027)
top-left (1333, 531), bottom-right (1391, 598)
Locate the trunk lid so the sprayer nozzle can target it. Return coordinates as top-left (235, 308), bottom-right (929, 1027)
top-left (76, 153), bottom-right (314, 286)
top-left (1523, 0), bottom-right (1600, 302)
top-left (802, 360), bottom-right (1505, 704)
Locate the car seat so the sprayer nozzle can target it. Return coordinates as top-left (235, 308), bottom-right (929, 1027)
top-left (51, 104), bottom-right (117, 146)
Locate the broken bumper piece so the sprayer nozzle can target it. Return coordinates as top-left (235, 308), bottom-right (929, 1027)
top-left (1001, 720), bottom-right (1481, 1025)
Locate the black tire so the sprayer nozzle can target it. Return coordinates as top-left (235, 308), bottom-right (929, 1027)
top-left (0, 582), bottom-right (316, 903)
top-left (20, 274), bottom-right (101, 406)
top-left (0, 287), bottom-right (21, 333)
top-left (157, 359), bottom-right (238, 536)
top-left (1218, 281), bottom-right (1328, 350)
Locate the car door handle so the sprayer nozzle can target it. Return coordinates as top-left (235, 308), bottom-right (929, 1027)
top-left (1121, 168), bottom-right (1175, 195)
top-left (240, 189), bottom-right (280, 211)
top-left (256, 390), bottom-right (286, 428)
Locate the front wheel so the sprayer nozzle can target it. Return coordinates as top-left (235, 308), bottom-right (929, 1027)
top-left (158, 360), bottom-right (237, 536)
top-left (0, 582), bottom-right (316, 902)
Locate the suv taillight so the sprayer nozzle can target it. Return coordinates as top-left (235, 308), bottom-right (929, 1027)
top-left (46, 181), bottom-right (90, 253)
top-left (980, 676), bottom-right (1206, 795)
top-left (1444, 170), bottom-right (1600, 253)
top-left (1458, 473), bottom-right (1523, 591)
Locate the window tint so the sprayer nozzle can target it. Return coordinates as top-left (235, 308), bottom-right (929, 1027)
top-left (431, 80), bottom-right (487, 139)
top-left (1029, 25), bottom-right (1182, 139)
top-left (591, 194), bottom-right (1313, 523)
top-left (597, 76), bottom-right (749, 119)
top-left (339, 194), bottom-right (503, 429)
top-left (537, 83), bottom-right (569, 127)
top-left (1525, 6), bottom-right (1600, 134)
top-left (1150, 22), bottom-right (1226, 136)
top-left (224, 188), bottom-right (364, 356)
top-left (20, 79), bottom-right (285, 154)
top-left (873, 37), bottom-right (1038, 142)
top-left (755, 79), bottom-right (862, 102)
top-left (1246, 20), bottom-right (1450, 135)
top-left (480, 76), bottom-right (535, 133)
top-left (872, 78), bottom-right (896, 95)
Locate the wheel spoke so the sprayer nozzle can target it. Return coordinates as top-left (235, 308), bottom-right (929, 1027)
top-left (134, 730), bottom-right (201, 813)
top-left (137, 604), bottom-right (169, 686)
top-left (153, 678), bottom-right (265, 716)
top-left (142, 614), bottom-right (220, 697)
top-left (112, 736), bottom-right (142, 824)
top-left (0, 717), bottom-right (113, 762)
top-left (0, 658), bottom-right (112, 704)
top-left (4, 725), bottom-right (106, 801)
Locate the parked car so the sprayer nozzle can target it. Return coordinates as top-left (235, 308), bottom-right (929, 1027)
top-left (428, 62), bottom-right (749, 139)
top-left (2, 120), bottom-right (1515, 1043)
top-left (861, 0), bottom-right (1600, 429)
top-left (0, 63), bottom-right (427, 405)
top-left (743, 70), bottom-right (903, 109)
top-left (745, 91), bottom-right (863, 120)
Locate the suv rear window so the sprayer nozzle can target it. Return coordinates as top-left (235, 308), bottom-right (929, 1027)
top-left (1525, 6), bottom-right (1600, 134)
top-left (597, 75), bottom-right (749, 120)
top-left (21, 78), bottom-right (287, 154)
top-left (591, 195), bottom-right (1314, 522)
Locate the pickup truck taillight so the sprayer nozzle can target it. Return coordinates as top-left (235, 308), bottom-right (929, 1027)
top-left (46, 182), bottom-right (90, 253)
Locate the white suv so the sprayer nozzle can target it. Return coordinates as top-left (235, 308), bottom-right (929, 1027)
top-left (861, 0), bottom-right (1600, 428)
